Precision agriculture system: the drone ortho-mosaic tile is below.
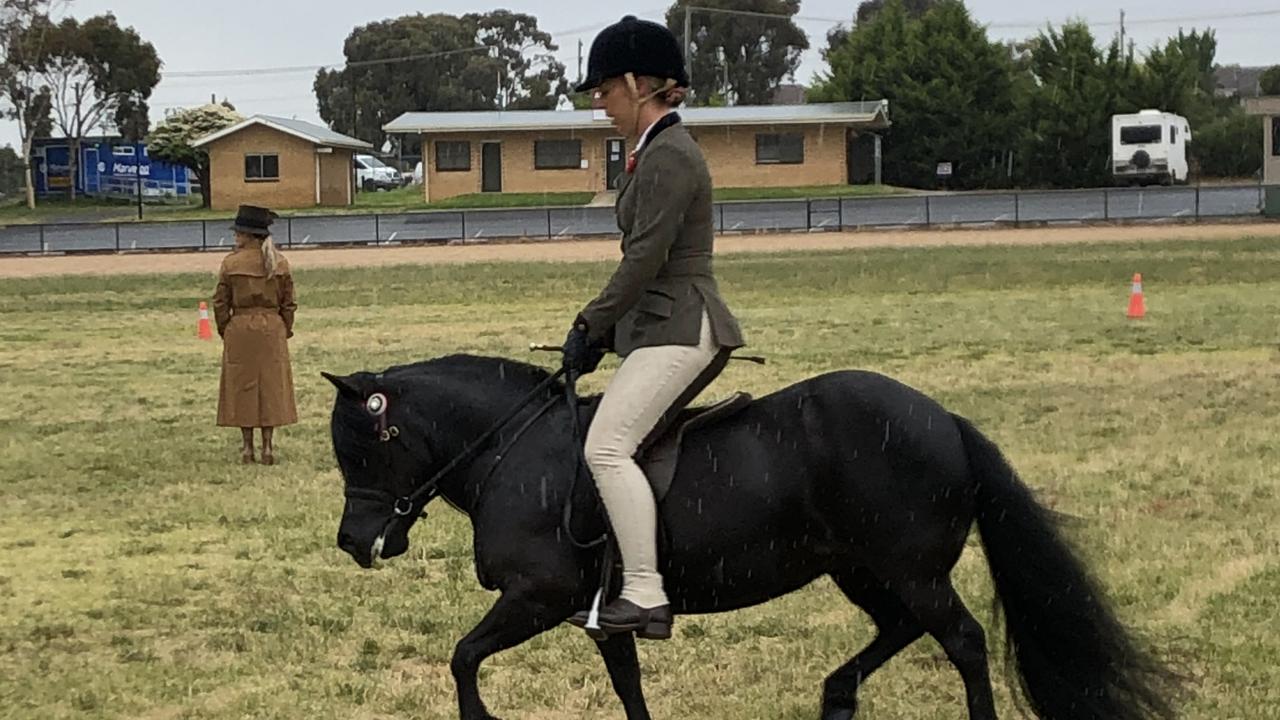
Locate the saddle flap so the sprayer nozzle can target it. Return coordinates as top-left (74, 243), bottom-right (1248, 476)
top-left (638, 391), bottom-right (752, 503)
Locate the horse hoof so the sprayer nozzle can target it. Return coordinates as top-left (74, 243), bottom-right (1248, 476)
top-left (821, 704), bottom-right (856, 720)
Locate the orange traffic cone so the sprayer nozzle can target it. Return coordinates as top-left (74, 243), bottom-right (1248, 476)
top-left (1127, 273), bottom-right (1146, 319)
top-left (197, 301), bottom-right (214, 339)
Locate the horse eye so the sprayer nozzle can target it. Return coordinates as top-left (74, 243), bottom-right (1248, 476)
top-left (366, 393), bottom-right (387, 416)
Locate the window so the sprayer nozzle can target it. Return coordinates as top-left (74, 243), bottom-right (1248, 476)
top-left (112, 145), bottom-right (135, 157)
top-left (1273, 117), bottom-right (1280, 157)
top-left (245, 153), bottom-right (279, 181)
top-left (534, 139), bottom-right (582, 169)
top-left (1120, 125), bottom-right (1161, 145)
top-left (755, 133), bottom-right (805, 164)
top-left (436, 141), bottom-right (471, 171)
top-left (1170, 125), bottom-right (1178, 143)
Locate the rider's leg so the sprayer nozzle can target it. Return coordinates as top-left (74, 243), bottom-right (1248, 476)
top-left (578, 312), bottom-right (719, 633)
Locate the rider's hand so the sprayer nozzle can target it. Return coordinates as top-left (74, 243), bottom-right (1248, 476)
top-left (562, 318), bottom-right (605, 377)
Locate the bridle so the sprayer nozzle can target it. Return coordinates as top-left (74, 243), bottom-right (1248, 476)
top-left (342, 368), bottom-right (570, 525)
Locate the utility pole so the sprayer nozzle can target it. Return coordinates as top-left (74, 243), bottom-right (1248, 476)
top-left (577, 39), bottom-right (583, 86)
top-left (1119, 10), bottom-right (1125, 57)
top-left (683, 5), bottom-right (693, 99)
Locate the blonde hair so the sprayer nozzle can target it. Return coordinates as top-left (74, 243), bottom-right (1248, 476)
top-left (627, 74), bottom-right (685, 108)
top-left (261, 235), bottom-right (281, 276)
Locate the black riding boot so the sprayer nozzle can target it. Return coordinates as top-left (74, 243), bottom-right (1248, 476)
top-left (569, 598), bottom-right (673, 640)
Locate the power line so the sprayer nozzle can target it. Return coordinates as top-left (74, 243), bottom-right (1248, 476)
top-left (158, 15), bottom-right (659, 80)
top-left (151, 7), bottom-right (1278, 83)
top-left (986, 8), bottom-right (1280, 30)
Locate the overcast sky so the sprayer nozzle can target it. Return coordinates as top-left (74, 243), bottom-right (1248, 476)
top-left (4, 0), bottom-right (1277, 148)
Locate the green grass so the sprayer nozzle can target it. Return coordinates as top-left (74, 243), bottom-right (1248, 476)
top-left (2, 235), bottom-right (1279, 719)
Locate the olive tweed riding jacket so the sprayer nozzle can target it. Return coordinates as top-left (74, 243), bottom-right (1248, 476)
top-left (578, 117), bottom-right (744, 357)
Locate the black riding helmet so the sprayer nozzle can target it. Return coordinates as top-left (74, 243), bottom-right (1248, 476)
top-left (575, 15), bottom-right (690, 93)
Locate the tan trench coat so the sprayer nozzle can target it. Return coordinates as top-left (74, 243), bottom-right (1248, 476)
top-left (212, 240), bottom-right (298, 428)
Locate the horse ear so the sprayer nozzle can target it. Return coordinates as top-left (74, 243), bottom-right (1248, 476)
top-left (321, 371), bottom-right (363, 400)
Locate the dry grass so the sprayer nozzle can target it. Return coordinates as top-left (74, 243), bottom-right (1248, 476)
top-left (1, 234), bottom-right (1278, 719)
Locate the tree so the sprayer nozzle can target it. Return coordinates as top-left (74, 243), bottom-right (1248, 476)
top-left (0, 144), bottom-right (25, 196)
top-left (0, 0), bottom-right (60, 209)
top-left (1260, 65), bottom-right (1280, 96)
top-left (30, 13), bottom-right (161, 199)
top-left (812, 0), bottom-right (1020, 189)
top-left (855, 0), bottom-right (937, 24)
top-left (315, 12), bottom-right (567, 148)
top-left (1016, 23), bottom-right (1141, 187)
top-left (664, 1), bottom-right (808, 105)
top-left (146, 103), bottom-right (242, 208)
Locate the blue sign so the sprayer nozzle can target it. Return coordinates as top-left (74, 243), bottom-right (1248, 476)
top-left (33, 139), bottom-right (196, 199)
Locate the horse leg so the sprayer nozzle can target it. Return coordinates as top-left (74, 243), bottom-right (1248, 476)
top-left (451, 589), bottom-right (568, 720)
top-left (595, 633), bottom-right (653, 720)
top-left (892, 577), bottom-right (998, 720)
top-left (820, 568), bottom-right (925, 720)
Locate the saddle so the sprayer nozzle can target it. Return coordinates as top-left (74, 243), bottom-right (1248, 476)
top-left (575, 391), bottom-right (753, 502)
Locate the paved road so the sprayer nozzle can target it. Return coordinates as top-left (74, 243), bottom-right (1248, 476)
top-left (0, 186), bottom-right (1265, 255)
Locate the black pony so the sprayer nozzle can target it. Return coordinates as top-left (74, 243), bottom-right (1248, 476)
top-left (325, 355), bottom-right (1175, 720)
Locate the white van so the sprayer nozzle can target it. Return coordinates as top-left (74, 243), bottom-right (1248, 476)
top-left (1111, 110), bottom-right (1192, 185)
top-left (354, 154), bottom-right (401, 191)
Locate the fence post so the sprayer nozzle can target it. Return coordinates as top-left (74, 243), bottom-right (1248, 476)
top-left (115, 223), bottom-right (121, 253)
top-left (546, 207), bottom-right (552, 239)
top-left (201, 220), bottom-right (207, 251)
top-left (39, 224), bottom-right (45, 254)
top-left (1103, 189), bottom-right (1110, 220)
top-left (1014, 192), bottom-right (1020, 226)
top-left (1194, 187), bottom-right (1200, 219)
top-left (925, 196), bottom-right (932, 225)
top-left (806, 199), bottom-right (812, 231)
top-left (460, 211), bottom-right (466, 241)
top-left (717, 203), bottom-right (724, 233)
top-left (375, 213), bottom-right (381, 244)
top-left (286, 218), bottom-right (293, 247)
top-left (838, 198), bottom-right (844, 230)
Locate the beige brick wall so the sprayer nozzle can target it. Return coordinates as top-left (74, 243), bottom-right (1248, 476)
top-left (208, 125), bottom-right (318, 211)
top-left (318, 149), bottom-right (353, 206)
top-left (419, 123), bottom-right (851, 200)
top-left (422, 129), bottom-right (621, 201)
top-left (694, 123), bottom-right (847, 188)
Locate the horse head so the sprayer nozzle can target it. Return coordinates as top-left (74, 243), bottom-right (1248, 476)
top-left (323, 369), bottom-right (438, 569)
top-left (323, 355), bottom-right (562, 570)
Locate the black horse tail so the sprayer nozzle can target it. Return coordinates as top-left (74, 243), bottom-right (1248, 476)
top-left (953, 414), bottom-right (1177, 720)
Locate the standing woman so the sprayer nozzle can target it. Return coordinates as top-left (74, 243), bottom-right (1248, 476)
top-left (212, 205), bottom-right (298, 465)
top-left (564, 16), bottom-right (745, 640)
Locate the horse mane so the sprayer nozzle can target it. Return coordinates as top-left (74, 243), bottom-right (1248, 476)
top-left (379, 354), bottom-right (559, 389)
top-left (329, 354), bottom-right (564, 465)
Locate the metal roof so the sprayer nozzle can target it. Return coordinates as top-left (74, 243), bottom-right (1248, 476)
top-left (383, 101), bottom-right (890, 134)
top-left (193, 114), bottom-right (374, 150)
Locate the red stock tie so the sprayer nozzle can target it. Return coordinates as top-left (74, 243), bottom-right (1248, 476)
top-left (625, 151), bottom-right (637, 174)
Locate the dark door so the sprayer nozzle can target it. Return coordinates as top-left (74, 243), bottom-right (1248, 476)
top-left (847, 131), bottom-right (877, 185)
top-left (606, 138), bottom-right (626, 189)
top-left (482, 142), bottom-right (502, 192)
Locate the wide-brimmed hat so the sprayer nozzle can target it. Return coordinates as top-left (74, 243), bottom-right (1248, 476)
top-left (575, 15), bottom-right (689, 93)
top-left (230, 205), bottom-right (276, 236)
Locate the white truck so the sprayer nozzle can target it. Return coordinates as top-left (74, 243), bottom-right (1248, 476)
top-left (1111, 110), bottom-right (1192, 186)
top-left (354, 153), bottom-right (402, 192)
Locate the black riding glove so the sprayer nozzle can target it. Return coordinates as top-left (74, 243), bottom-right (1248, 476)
top-left (562, 318), bottom-right (605, 377)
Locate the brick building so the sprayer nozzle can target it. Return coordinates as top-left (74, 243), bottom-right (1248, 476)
top-left (194, 115), bottom-right (372, 211)
top-left (1245, 97), bottom-right (1280, 186)
top-left (384, 102), bottom-right (890, 202)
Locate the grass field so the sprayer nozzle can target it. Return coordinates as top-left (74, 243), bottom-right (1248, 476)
top-left (1, 234), bottom-right (1278, 719)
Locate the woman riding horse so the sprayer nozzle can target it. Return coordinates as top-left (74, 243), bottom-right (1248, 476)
top-left (562, 15), bottom-right (745, 640)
